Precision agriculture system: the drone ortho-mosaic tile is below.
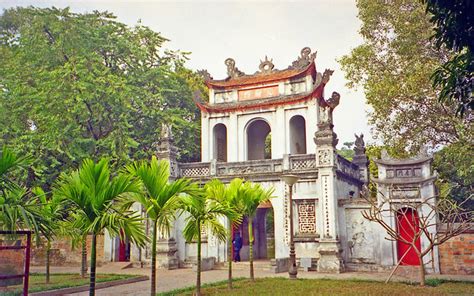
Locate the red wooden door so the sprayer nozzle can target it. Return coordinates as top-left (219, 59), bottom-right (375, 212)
top-left (118, 229), bottom-right (129, 262)
top-left (118, 239), bottom-right (127, 262)
top-left (396, 208), bottom-right (421, 265)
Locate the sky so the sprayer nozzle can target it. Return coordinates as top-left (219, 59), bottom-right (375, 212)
top-left (0, 0), bottom-right (371, 148)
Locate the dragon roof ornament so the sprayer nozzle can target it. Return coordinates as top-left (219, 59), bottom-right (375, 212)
top-left (290, 47), bottom-right (317, 69)
top-left (225, 58), bottom-right (245, 79)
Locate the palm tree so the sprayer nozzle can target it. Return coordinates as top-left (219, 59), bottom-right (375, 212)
top-left (0, 146), bottom-right (51, 241)
top-left (54, 158), bottom-right (147, 296)
top-left (125, 156), bottom-right (197, 296)
top-left (205, 178), bottom-right (244, 289)
top-left (180, 188), bottom-right (238, 296)
top-left (240, 182), bottom-right (274, 281)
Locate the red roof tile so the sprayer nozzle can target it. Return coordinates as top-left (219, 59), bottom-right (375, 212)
top-left (206, 62), bottom-right (316, 89)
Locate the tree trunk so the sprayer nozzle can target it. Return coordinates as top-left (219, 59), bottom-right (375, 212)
top-left (196, 221), bottom-right (202, 296)
top-left (151, 220), bottom-right (157, 296)
top-left (248, 216), bottom-right (254, 281)
top-left (89, 233), bottom-right (97, 296)
top-left (227, 219), bottom-right (233, 290)
top-left (81, 235), bottom-right (87, 278)
top-left (419, 255), bottom-right (425, 286)
top-left (46, 240), bottom-right (51, 284)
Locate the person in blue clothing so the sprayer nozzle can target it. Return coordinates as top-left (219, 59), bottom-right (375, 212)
top-left (232, 232), bottom-right (243, 262)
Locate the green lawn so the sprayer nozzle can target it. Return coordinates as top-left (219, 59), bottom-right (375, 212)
top-left (159, 278), bottom-right (474, 296)
top-left (0, 273), bottom-right (136, 296)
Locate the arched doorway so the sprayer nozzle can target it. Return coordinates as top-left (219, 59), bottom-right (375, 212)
top-left (396, 207), bottom-right (421, 265)
top-left (233, 202), bottom-right (274, 261)
top-left (213, 124), bottom-right (227, 162)
top-left (289, 115), bottom-right (306, 154)
top-left (247, 119), bottom-right (271, 160)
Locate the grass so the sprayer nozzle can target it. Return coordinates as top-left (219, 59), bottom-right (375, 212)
top-left (158, 277), bottom-right (474, 296)
top-left (0, 273), bottom-right (137, 296)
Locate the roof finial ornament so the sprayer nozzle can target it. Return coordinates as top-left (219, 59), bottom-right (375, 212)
top-left (291, 47), bottom-right (317, 69)
top-left (258, 56), bottom-right (275, 74)
top-left (225, 58), bottom-right (245, 79)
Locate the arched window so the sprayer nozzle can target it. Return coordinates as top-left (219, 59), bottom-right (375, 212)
top-left (289, 115), bottom-right (306, 154)
top-left (246, 119), bottom-right (271, 160)
top-left (213, 124), bottom-right (227, 162)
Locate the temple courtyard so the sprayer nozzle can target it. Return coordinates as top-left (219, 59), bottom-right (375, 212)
top-left (24, 261), bottom-right (474, 296)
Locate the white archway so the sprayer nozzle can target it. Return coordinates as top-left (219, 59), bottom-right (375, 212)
top-left (289, 115), bottom-right (306, 154)
top-left (213, 123), bottom-right (227, 162)
top-left (246, 118), bottom-right (271, 160)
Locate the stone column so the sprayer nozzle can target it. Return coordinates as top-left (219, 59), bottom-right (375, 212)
top-left (151, 124), bottom-right (179, 269)
top-left (314, 91), bottom-right (344, 273)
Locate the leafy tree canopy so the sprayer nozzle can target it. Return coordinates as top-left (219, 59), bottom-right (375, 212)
top-left (0, 7), bottom-right (205, 188)
top-left (339, 0), bottom-right (472, 153)
top-left (423, 0), bottom-right (473, 117)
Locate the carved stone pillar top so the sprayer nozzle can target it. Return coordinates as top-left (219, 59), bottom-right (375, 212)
top-left (155, 123), bottom-right (179, 178)
top-left (314, 91), bottom-right (340, 149)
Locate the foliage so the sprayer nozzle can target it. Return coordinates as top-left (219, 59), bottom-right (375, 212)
top-left (423, 0), bottom-right (473, 117)
top-left (239, 182), bottom-right (274, 281)
top-left (433, 140), bottom-right (474, 209)
top-left (337, 142), bottom-right (355, 161)
top-left (339, 0), bottom-right (471, 152)
top-left (0, 7), bottom-right (204, 189)
top-left (0, 146), bottom-right (51, 241)
top-left (205, 178), bottom-right (244, 289)
top-left (180, 187), bottom-right (238, 296)
top-left (53, 157), bottom-right (147, 295)
top-left (125, 156), bottom-right (198, 296)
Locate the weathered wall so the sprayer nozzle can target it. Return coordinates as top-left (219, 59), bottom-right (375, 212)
top-left (438, 229), bottom-right (474, 275)
top-left (30, 235), bottom-right (105, 266)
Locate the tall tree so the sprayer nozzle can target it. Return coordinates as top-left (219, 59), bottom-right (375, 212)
top-left (125, 157), bottom-right (197, 296)
top-left (339, 0), bottom-right (472, 152)
top-left (0, 7), bottom-right (204, 189)
top-left (180, 188), bottom-right (237, 296)
top-left (54, 158), bottom-right (147, 296)
top-left (423, 0), bottom-right (474, 117)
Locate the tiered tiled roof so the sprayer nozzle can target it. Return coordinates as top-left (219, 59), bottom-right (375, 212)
top-left (195, 47), bottom-right (334, 113)
top-left (206, 62), bottom-right (316, 89)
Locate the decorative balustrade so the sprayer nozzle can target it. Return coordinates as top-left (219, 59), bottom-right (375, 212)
top-left (216, 158), bottom-right (283, 176)
top-left (179, 162), bottom-right (211, 178)
top-left (179, 154), bottom-right (318, 179)
top-left (289, 154), bottom-right (316, 171)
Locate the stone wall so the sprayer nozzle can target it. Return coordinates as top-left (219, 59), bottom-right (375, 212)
top-left (438, 228), bottom-right (474, 275)
top-left (30, 235), bottom-right (105, 266)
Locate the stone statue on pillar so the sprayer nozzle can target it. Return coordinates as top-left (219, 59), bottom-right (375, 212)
top-left (352, 133), bottom-right (370, 184)
top-left (314, 84), bottom-right (345, 273)
top-left (314, 90), bottom-right (340, 149)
